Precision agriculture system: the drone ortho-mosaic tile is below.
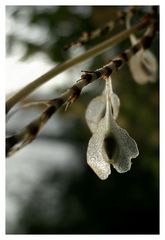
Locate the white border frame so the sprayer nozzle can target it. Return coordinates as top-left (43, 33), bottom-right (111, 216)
top-left (2, 1), bottom-right (162, 240)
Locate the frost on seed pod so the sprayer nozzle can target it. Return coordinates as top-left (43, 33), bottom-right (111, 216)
top-left (86, 76), bottom-right (139, 180)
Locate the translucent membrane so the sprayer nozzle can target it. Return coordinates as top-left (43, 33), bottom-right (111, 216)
top-left (86, 76), bottom-right (139, 180)
top-left (129, 48), bottom-right (157, 84)
top-left (127, 17), bottom-right (157, 84)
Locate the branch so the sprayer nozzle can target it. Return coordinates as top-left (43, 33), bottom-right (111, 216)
top-left (6, 15), bottom-right (150, 114)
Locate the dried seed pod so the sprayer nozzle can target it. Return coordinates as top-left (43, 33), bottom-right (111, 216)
top-left (87, 76), bottom-right (139, 180)
top-left (126, 16), bottom-right (157, 84)
top-left (129, 47), bottom-right (157, 84)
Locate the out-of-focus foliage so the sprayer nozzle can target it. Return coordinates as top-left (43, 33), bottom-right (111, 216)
top-left (6, 6), bottom-right (159, 234)
top-left (7, 6), bottom-right (112, 63)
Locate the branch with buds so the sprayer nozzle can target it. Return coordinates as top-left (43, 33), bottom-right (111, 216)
top-left (6, 8), bottom-right (154, 114)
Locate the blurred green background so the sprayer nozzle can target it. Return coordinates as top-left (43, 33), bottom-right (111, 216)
top-left (6, 6), bottom-right (159, 234)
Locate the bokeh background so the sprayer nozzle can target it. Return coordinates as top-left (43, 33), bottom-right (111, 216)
top-left (6, 6), bottom-right (159, 234)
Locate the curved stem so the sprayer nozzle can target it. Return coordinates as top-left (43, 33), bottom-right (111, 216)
top-left (6, 17), bottom-right (149, 114)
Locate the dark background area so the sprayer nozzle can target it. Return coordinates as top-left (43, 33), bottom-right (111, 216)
top-left (6, 6), bottom-right (159, 234)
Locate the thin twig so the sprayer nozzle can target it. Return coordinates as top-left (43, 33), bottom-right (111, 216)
top-left (64, 7), bottom-right (139, 50)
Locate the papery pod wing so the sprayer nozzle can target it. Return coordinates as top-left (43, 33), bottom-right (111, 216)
top-left (106, 120), bottom-right (139, 173)
top-left (87, 116), bottom-right (111, 180)
top-left (85, 95), bottom-right (105, 133)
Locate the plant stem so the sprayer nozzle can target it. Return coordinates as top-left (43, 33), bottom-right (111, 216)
top-left (6, 17), bottom-right (149, 114)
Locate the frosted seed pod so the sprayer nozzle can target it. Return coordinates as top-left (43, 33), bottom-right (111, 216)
top-left (87, 76), bottom-right (139, 180)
